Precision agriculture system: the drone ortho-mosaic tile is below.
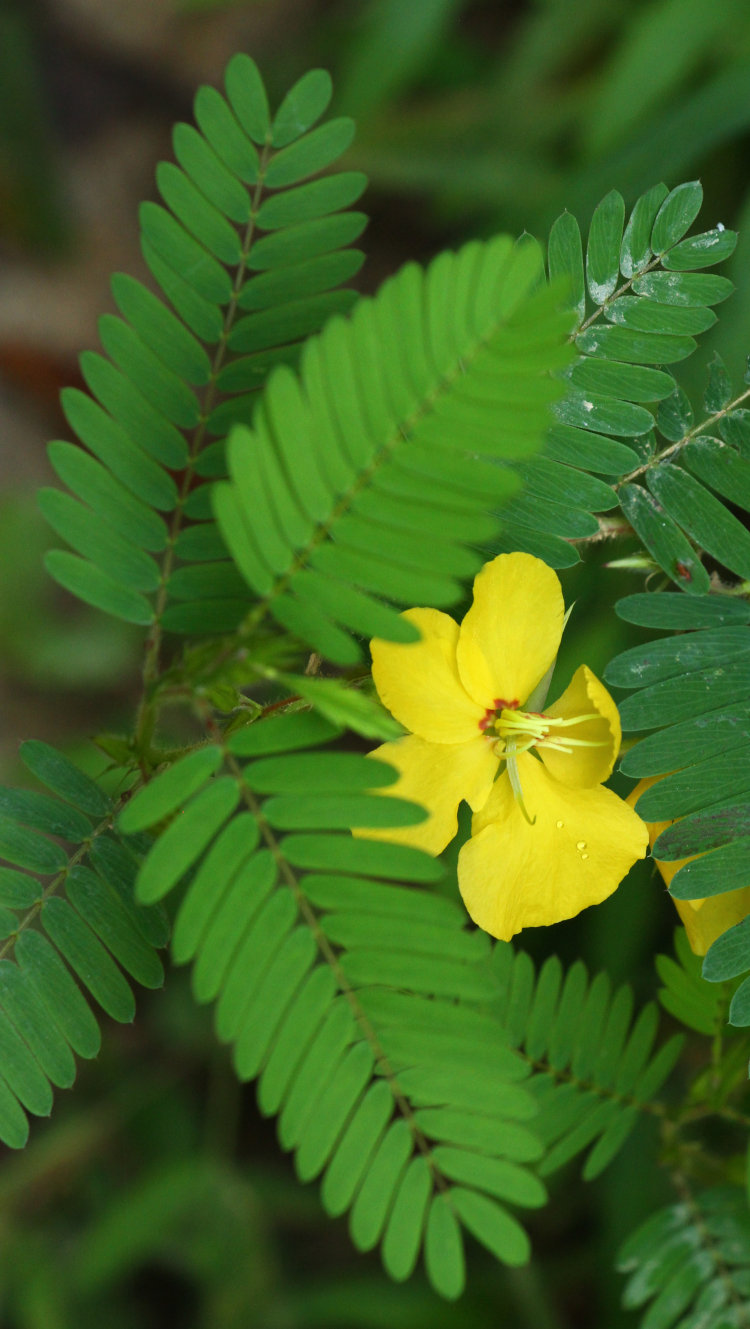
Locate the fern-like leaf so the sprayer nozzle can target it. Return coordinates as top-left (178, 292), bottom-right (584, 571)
top-left (118, 709), bottom-right (549, 1298)
top-left (657, 928), bottom-right (737, 1036)
top-left (214, 235), bottom-right (573, 663)
top-left (43, 55), bottom-right (367, 639)
top-left (490, 942), bottom-right (684, 1180)
top-left (618, 1187), bottom-right (750, 1329)
top-left (608, 593), bottom-right (750, 1023)
top-left (519, 181), bottom-right (737, 576)
top-left (0, 742), bottom-right (167, 1147)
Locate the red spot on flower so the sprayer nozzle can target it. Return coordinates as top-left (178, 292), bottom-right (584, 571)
top-left (480, 698), bottom-right (521, 731)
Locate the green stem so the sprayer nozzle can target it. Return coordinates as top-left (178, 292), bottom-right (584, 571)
top-left (506, 1263), bottom-right (568, 1329)
top-left (134, 143), bottom-right (274, 758)
top-left (614, 384), bottom-right (750, 491)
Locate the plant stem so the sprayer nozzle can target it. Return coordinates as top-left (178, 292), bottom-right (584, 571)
top-left (506, 1262), bottom-right (568, 1329)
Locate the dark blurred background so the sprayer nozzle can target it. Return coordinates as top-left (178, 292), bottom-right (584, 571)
top-left (0, 1), bottom-right (747, 1324)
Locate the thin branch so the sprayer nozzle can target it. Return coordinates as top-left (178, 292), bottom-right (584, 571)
top-left (615, 385), bottom-right (750, 490)
top-left (135, 145), bottom-right (273, 757)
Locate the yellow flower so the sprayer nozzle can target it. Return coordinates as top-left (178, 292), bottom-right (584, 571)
top-left (629, 778), bottom-right (750, 956)
top-left (361, 552), bottom-right (648, 941)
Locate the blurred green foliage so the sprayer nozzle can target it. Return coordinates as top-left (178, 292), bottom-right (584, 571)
top-left (0, 6), bottom-right (68, 253)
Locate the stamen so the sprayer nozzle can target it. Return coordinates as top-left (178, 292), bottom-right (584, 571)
top-left (493, 705), bottom-right (609, 755)
top-left (485, 699), bottom-right (611, 813)
top-left (497, 710), bottom-right (549, 741)
top-left (506, 743), bottom-right (536, 825)
top-left (543, 713), bottom-right (601, 729)
top-left (553, 736), bottom-right (609, 748)
top-left (542, 736), bottom-right (611, 753)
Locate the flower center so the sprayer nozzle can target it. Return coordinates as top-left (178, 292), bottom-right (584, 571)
top-left (478, 698), bottom-right (608, 825)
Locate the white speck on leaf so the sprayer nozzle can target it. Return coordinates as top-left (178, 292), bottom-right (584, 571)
top-left (589, 280), bottom-right (613, 306)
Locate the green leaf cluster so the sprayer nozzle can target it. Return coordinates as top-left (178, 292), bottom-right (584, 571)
top-left (491, 944), bottom-right (683, 1180)
top-left (118, 710), bottom-right (546, 1298)
top-left (608, 594), bottom-right (750, 1026)
top-left (618, 1187), bottom-right (750, 1329)
top-left (215, 235), bottom-right (570, 662)
top-left (4, 46), bottom-right (750, 1316)
top-left (657, 928), bottom-right (736, 1037)
top-left (0, 741), bottom-right (167, 1148)
top-left (42, 55), bottom-right (366, 638)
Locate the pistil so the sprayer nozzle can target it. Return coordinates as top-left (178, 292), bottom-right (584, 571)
top-left (482, 704), bottom-right (610, 823)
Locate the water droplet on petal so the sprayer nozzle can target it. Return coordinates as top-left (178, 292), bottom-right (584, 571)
top-left (576, 840), bottom-right (586, 851)
top-left (556, 820), bottom-right (564, 829)
top-left (581, 852), bottom-right (589, 860)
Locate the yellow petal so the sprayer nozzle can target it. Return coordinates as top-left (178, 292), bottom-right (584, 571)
top-left (540, 665), bottom-right (621, 788)
top-left (627, 777), bottom-right (692, 886)
top-left (628, 777), bottom-right (750, 956)
top-left (673, 890), bottom-right (750, 957)
top-left (458, 753), bottom-right (648, 940)
top-left (371, 608), bottom-right (485, 744)
top-left (354, 733), bottom-right (498, 855)
top-left (456, 553), bottom-right (564, 710)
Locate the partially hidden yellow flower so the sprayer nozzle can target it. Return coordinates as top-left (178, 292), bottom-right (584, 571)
top-left (629, 777), bottom-right (750, 956)
top-left (360, 552), bottom-right (648, 941)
